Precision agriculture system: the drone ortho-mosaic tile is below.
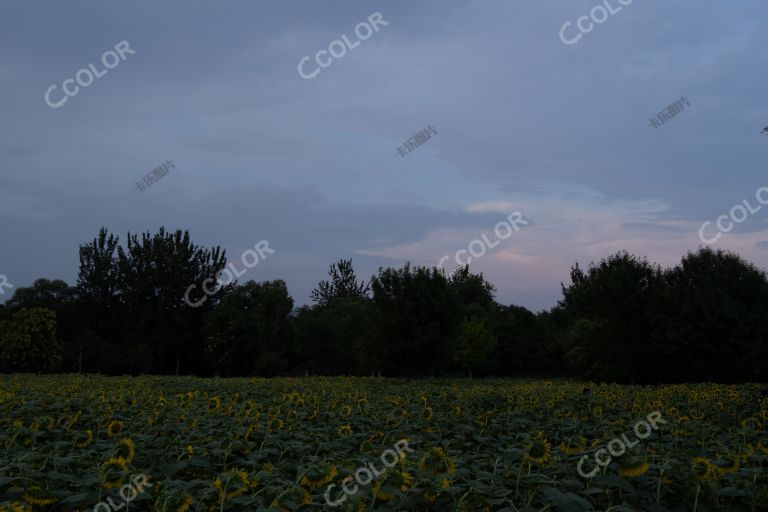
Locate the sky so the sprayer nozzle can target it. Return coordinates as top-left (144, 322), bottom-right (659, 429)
top-left (1, 0), bottom-right (768, 311)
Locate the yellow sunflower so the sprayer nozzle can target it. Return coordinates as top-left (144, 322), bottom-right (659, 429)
top-left (74, 429), bottom-right (93, 448)
top-left (300, 465), bottom-right (337, 488)
top-left (337, 424), bottom-right (352, 436)
top-left (524, 435), bottom-right (551, 466)
top-left (214, 470), bottom-right (250, 501)
top-left (101, 457), bottom-right (129, 489)
top-left (692, 457), bottom-right (714, 480)
top-left (0, 502), bottom-right (27, 512)
top-left (21, 487), bottom-right (58, 507)
top-left (176, 496), bottom-right (194, 512)
top-left (116, 437), bottom-right (136, 463)
top-left (106, 420), bottom-right (124, 438)
top-left (619, 460), bottom-right (650, 478)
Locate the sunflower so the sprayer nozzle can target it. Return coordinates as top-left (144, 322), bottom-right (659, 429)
top-left (35, 416), bottom-right (54, 431)
top-left (300, 465), bottom-right (338, 488)
top-left (106, 420), bottom-right (124, 438)
top-left (337, 424), bottom-right (352, 436)
top-left (420, 447), bottom-right (456, 476)
top-left (0, 502), bottom-right (27, 512)
top-left (176, 496), bottom-right (193, 512)
top-left (524, 435), bottom-right (551, 466)
top-left (374, 470), bottom-right (414, 501)
top-left (214, 470), bottom-right (250, 501)
top-left (208, 396), bottom-right (221, 412)
top-left (340, 405), bottom-right (353, 417)
top-left (619, 460), bottom-right (650, 478)
top-left (74, 429), bottom-right (93, 448)
top-left (116, 437), bottom-right (136, 463)
top-left (423, 406), bottom-right (434, 420)
top-left (692, 457), bottom-right (714, 480)
top-left (101, 457), bottom-right (129, 489)
top-left (714, 455), bottom-right (740, 475)
top-left (21, 486), bottom-right (58, 507)
top-left (559, 436), bottom-right (587, 455)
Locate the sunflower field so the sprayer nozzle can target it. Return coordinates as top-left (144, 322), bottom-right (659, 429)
top-left (1, 375), bottom-right (767, 512)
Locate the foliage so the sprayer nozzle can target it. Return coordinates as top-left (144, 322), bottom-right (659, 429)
top-left (0, 376), bottom-right (766, 511)
top-left (0, 307), bottom-right (62, 372)
top-left (203, 280), bottom-right (294, 376)
top-left (451, 317), bottom-right (496, 378)
top-left (310, 259), bottom-right (370, 308)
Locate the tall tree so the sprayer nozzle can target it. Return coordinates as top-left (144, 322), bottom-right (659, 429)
top-left (310, 259), bottom-right (369, 307)
top-left (452, 317), bottom-right (496, 378)
top-left (0, 308), bottom-right (62, 373)
top-left (203, 280), bottom-right (294, 376)
top-left (77, 227), bottom-right (228, 375)
top-left (560, 251), bottom-right (665, 383)
top-left (661, 247), bottom-right (768, 382)
top-left (370, 264), bottom-right (461, 376)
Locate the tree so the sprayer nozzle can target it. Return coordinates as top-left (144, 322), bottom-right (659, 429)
top-left (310, 259), bottom-right (369, 307)
top-left (560, 251), bottom-right (665, 382)
top-left (661, 247), bottom-right (768, 382)
top-left (452, 317), bottom-right (496, 378)
top-left (4, 279), bottom-right (82, 370)
top-left (0, 308), bottom-right (62, 372)
top-left (449, 265), bottom-right (496, 315)
top-left (203, 280), bottom-right (294, 376)
top-left (294, 296), bottom-right (376, 375)
top-left (77, 227), bottom-right (228, 375)
top-left (370, 264), bottom-right (461, 376)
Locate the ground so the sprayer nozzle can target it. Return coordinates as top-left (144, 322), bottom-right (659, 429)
top-left (1, 375), bottom-right (767, 511)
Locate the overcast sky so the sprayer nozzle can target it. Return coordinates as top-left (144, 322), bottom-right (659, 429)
top-left (1, 0), bottom-right (767, 311)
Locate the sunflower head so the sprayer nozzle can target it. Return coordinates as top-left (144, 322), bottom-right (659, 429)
top-left (618, 458), bottom-right (650, 478)
top-left (692, 456), bottom-right (714, 480)
top-left (116, 437), bottom-right (136, 463)
top-left (21, 486), bottom-right (58, 507)
top-left (714, 454), bottom-right (740, 475)
top-left (106, 420), bottom-right (124, 438)
top-left (176, 495), bottom-right (194, 512)
top-left (337, 424), bottom-right (352, 436)
top-left (214, 470), bottom-right (250, 501)
top-left (524, 434), bottom-right (551, 466)
top-left (300, 464), bottom-right (337, 488)
top-left (101, 457), bottom-right (129, 489)
top-left (75, 429), bottom-right (93, 448)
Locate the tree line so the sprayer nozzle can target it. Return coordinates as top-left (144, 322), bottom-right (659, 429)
top-left (1, 226), bottom-right (766, 383)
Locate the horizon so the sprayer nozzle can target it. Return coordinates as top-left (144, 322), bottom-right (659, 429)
top-left (2, 0), bottom-right (768, 311)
